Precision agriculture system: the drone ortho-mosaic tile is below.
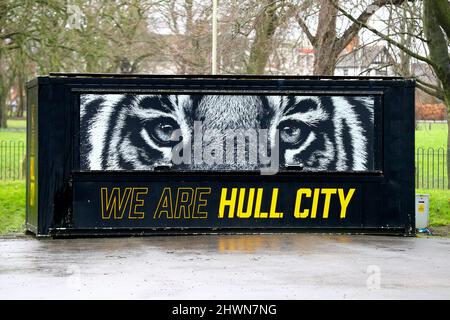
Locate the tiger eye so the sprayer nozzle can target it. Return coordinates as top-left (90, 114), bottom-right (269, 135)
top-left (155, 123), bottom-right (175, 140)
top-left (146, 117), bottom-right (180, 146)
top-left (280, 125), bottom-right (302, 144)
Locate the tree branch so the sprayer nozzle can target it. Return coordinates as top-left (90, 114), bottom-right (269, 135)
top-left (331, 0), bottom-right (437, 69)
top-left (336, 0), bottom-right (404, 52)
top-left (416, 81), bottom-right (445, 100)
top-left (0, 32), bottom-right (23, 39)
top-left (424, 0), bottom-right (450, 82)
top-left (131, 52), bottom-right (156, 73)
top-left (358, 62), bottom-right (393, 76)
top-left (296, 15), bottom-right (315, 46)
top-left (415, 77), bottom-right (442, 94)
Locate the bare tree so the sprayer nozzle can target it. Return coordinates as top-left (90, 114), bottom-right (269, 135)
top-left (246, 0), bottom-right (286, 74)
top-left (246, 0), bottom-right (299, 74)
top-left (152, 0), bottom-right (212, 74)
top-left (334, 0), bottom-right (450, 187)
top-left (296, 0), bottom-right (406, 75)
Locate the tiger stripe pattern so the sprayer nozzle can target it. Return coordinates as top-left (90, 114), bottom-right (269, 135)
top-left (80, 94), bottom-right (374, 171)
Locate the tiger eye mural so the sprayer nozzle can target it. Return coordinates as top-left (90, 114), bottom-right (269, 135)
top-left (80, 94), bottom-right (375, 172)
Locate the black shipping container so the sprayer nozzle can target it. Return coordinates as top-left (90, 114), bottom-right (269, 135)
top-left (26, 74), bottom-right (415, 237)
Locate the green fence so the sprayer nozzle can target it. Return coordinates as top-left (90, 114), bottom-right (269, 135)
top-left (0, 140), bottom-right (26, 180)
top-left (415, 147), bottom-right (448, 189)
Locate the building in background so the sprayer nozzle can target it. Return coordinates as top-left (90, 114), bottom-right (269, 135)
top-left (265, 34), bottom-right (315, 75)
top-left (335, 44), bottom-right (395, 77)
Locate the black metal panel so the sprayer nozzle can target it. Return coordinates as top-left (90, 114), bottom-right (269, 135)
top-left (25, 74), bottom-right (415, 237)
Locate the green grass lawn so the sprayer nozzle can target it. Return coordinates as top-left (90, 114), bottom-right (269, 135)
top-left (6, 119), bottom-right (27, 129)
top-left (0, 130), bottom-right (26, 143)
top-left (415, 122), bottom-right (447, 149)
top-left (0, 180), bottom-right (26, 234)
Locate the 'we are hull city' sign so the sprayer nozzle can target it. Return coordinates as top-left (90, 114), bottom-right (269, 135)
top-left (25, 75), bottom-right (415, 236)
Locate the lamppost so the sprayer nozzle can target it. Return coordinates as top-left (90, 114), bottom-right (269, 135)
top-left (212, 0), bottom-right (218, 74)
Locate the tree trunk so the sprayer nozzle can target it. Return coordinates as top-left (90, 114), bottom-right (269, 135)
top-left (0, 73), bottom-right (7, 128)
top-left (309, 0), bottom-right (404, 76)
top-left (313, 50), bottom-right (339, 75)
top-left (312, 0), bottom-right (338, 75)
top-left (246, 1), bottom-right (279, 74)
top-left (423, 0), bottom-right (450, 189)
top-left (447, 115), bottom-right (450, 189)
top-left (443, 89), bottom-right (450, 189)
top-left (17, 72), bottom-right (25, 118)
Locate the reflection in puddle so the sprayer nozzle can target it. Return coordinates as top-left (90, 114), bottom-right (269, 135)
top-left (217, 236), bottom-right (277, 253)
top-left (215, 234), bottom-right (352, 253)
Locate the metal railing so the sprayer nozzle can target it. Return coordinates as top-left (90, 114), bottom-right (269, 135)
top-left (0, 140), bottom-right (26, 180)
top-left (415, 147), bottom-right (448, 189)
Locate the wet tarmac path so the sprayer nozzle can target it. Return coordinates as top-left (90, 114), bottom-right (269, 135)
top-left (0, 234), bottom-right (449, 299)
